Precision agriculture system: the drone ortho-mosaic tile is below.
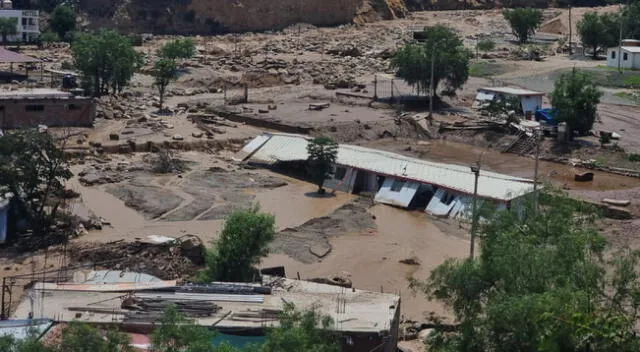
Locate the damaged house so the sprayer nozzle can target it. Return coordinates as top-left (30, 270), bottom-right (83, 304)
top-left (239, 133), bottom-right (535, 218)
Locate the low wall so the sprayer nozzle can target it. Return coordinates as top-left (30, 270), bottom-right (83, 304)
top-left (0, 97), bottom-right (95, 129)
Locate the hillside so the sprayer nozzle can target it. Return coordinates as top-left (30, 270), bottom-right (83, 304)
top-left (75, 0), bottom-right (608, 34)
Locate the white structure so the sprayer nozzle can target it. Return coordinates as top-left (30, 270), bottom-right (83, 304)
top-left (607, 39), bottom-right (640, 70)
top-left (239, 133), bottom-right (535, 219)
top-left (474, 87), bottom-right (545, 116)
top-left (0, 1), bottom-right (39, 43)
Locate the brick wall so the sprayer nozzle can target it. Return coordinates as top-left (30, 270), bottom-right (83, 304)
top-left (0, 98), bottom-right (95, 129)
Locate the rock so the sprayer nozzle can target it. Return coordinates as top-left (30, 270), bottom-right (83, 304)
top-left (192, 131), bottom-right (204, 138)
top-left (177, 102), bottom-right (190, 109)
top-left (418, 328), bottom-right (433, 341)
top-left (399, 257), bottom-right (421, 266)
top-left (172, 134), bottom-right (184, 141)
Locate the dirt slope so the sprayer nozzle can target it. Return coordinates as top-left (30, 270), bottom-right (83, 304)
top-left (76, 0), bottom-right (602, 34)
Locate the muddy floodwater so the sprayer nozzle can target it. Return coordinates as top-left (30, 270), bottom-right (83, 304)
top-left (261, 204), bottom-right (469, 321)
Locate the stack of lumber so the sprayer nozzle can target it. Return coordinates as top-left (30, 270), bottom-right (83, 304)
top-left (122, 296), bottom-right (220, 319)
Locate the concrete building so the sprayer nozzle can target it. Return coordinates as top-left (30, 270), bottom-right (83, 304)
top-left (14, 274), bottom-right (401, 352)
top-left (0, 89), bottom-right (95, 129)
top-left (239, 133), bottom-right (535, 219)
top-left (0, 1), bottom-right (39, 43)
top-left (607, 39), bottom-right (640, 70)
top-left (474, 87), bottom-right (545, 116)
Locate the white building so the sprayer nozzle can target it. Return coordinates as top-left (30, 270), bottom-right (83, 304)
top-left (607, 40), bottom-right (640, 70)
top-left (239, 133), bottom-right (535, 219)
top-left (474, 86), bottom-right (545, 116)
top-left (0, 1), bottom-right (39, 43)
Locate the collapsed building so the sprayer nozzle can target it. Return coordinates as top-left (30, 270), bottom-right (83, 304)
top-left (239, 133), bottom-right (535, 218)
top-left (11, 271), bottom-right (400, 352)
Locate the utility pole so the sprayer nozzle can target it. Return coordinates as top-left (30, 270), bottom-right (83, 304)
top-left (568, 5), bottom-right (573, 55)
top-left (618, 2), bottom-right (624, 73)
top-left (427, 41), bottom-right (435, 126)
top-left (532, 128), bottom-right (541, 214)
top-left (469, 160), bottom-right (481, 259)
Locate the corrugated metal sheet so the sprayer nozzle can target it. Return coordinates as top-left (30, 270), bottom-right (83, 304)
top-left (242, 133), bottom-right (534, 202)
top-left (0, 48), bottom-right (40, 63)
top-left (34, 280), bottom-right (177, 292)
top-left (0, 319), bottom-right (52, 340)
top-left (136, 292), bottom-right (265, 303)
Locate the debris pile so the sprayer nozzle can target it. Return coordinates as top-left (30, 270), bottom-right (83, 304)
top-left (70, 236), bottom-right (206, 280)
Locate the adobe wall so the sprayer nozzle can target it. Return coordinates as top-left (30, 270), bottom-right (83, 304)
top-left (0, 98), bottom-right (95, 129)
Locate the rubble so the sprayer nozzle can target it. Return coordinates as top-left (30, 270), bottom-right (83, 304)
top-left (69, 235), bottom-right (206, 280)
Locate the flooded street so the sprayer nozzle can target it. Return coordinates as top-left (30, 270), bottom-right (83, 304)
top-left (261, 204), bottom-right (469, 321)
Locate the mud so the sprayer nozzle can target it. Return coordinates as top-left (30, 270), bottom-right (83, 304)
top-left (106, 177), bottom-right (185, 219)
top-left (270, 197), bottom-right (376, 263)
top-left (366, 138), bottom-right (640, 191)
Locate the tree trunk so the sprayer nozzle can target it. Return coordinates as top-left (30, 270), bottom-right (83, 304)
top-left (593, 45), bottom-right (598, 60)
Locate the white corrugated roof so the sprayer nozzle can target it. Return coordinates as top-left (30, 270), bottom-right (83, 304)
top-left (479, 87), bottom-right (545, 96)
top-left (621, 46), bottom-right (640, 53)
top-left (241, 133), bottom-right (534, 201)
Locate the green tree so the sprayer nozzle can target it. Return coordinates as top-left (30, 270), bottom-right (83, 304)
top-left (551, 68), bottom-right (602, 139)
top-left (0, 18), bottom-right (17, 44)
top-left (259, 304), bottom-right (340, 352)
top-left (477, 39), bottom-right (496, 53)
top-left (198, 206), bottom-right (276, 282)
top-left (392, 25), bottom-right (471, 100)
top-left (159, 38), bottom-right (196, 60)
top-left (153, 58), bottom-right (178, 111)
top-left (39, 31), bottom-right (60, 44)
top-left (578, 12), bottom-right (620, 59)
top-left (151, 305), bottom-right (224, 352)
top-left (306, 137), bottom-right (338, 193)
top-left (72, 30), bottom-right (143, 97)
top-left (0, 335), bottom-right (52, 352)
top-left (414, 191), bottom-right (640, 352)
top-left (0, 131), bottom-right (72, 244)
top-left (50, 4), bottom-right (76, 41)
top-left (503, 8), bottom-right (543, 44)
top-left (59, 322), bottom-right (133, 352)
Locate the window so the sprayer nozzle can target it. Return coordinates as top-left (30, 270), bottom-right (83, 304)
top-left (441, 192), bottom-right (456, 205)
top-left (334, 167), bottom-right (346, 180)
top-left (390, 179), bottom-right (405, 192)
top-left (21, 18), bottom-right (26, 26)
top-left (66, 104), bottom-right (79, 110)
top-left (25, 105), bottom-right (44, 112)
top-left (612, 51), bottom-right (616, 59)
top-left (624, 52), bottom-right (629, 61)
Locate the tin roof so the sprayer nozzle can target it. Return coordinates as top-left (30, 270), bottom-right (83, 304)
top-left (0, 89), bottom-right (73, 99)
top-left (241, 133), bottom-right (534, 202)
top-left (0, 48), bottom-right (40, 63)
top-left (479, 87), bottom-right (545, 96)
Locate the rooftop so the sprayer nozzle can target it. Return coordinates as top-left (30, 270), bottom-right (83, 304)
top-left (0, 47), bottom-right (40, 63)
top-left (239, 133), bottom-right (534, 202)
top-left (478, 86), bottom-right (545, 96)
top-left (0, 89), bottom-right (74, 100)
top-left (13, 276), bottom-right (399, 334)
top-left (620, 46), bottom-right (640, 53)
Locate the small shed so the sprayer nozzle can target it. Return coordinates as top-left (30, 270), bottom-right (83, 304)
top-left (607, 40), bottom-right (640, 69)
top-left (475, 87), bottom-right (545, 116)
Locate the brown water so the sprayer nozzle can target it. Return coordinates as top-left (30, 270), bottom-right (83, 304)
top-left (71, 171), bottom-right (355, 244)
top-left (370, 139), bottom-right (640, 191)
top-left (261, 204), bottom-right (469, 321)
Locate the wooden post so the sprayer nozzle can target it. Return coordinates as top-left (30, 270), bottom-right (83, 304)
top-left (373, 75), bottom-right (378, 101)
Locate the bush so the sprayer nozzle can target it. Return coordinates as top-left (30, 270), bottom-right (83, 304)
top-left (478, 39), bottom-right (496, 52)
top-left (629, 153), bottom-right (640, 162)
